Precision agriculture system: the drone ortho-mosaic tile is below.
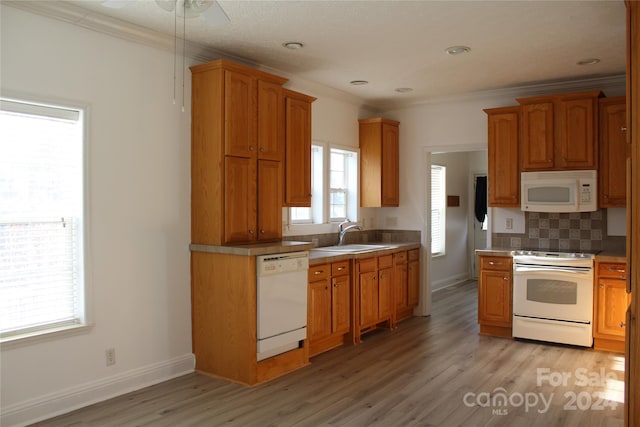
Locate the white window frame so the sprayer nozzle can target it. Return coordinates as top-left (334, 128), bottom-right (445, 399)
top-left (0, 95), bottom-right (91, 346)
top-left (431, 164), bottom-right (446, 257)
top-left (284, 141), bottom-right (359, 235)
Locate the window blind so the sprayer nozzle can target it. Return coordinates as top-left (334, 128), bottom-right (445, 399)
top-left (431, 165), bottom-right (446, 256)
top-left (0, 98), bottom-right (85, 338)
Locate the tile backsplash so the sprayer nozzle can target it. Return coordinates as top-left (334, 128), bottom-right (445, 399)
top-left (283, 229), bottom-right (421, 247)
top-left (492, 210), bottom-right (625, 252)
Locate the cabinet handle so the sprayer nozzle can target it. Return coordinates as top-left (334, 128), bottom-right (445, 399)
top-left (621, 126), bottom-right (627, 132)
top-left (333, 284), bottom-right (338, 288)
top-left (249, 145), bottom-right (255, 151)
top-left (259, 147), bottom-right (265, 152)
top-left (620, 322), bottom-right (626, 328)
top-left (599, 284), bottom-right (604, 288)
top-left (248, 229), bottom-right (254, 235)
top-left (337, 267), bottom-right (345, 271)
top-left (608, 268), bottom-right (625, 273)
top-left (260, 229), bottom-right (265, 234)
top-left (488, 261), bottom-right (501, 266)
top-left (314, 270), bottom-right (324, 275)
top-left (503, 277), bottom-right (508, 281)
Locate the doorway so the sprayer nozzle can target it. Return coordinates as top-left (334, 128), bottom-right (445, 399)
top-left (471, 173), bottom-right (488, 278)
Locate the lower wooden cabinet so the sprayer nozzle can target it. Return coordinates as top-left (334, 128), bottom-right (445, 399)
top-left (308, 260), bottom-right (351, 357)
top-left (594, 260), bottom-right (631, 353)
top-left (354, 255), bottom-right (394, 341)
top-left (477, 255), bottom-right (512, 338)
top-left (394, 249), bottom-right (420, 324)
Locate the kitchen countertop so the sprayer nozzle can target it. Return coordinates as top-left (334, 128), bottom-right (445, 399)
top-left (309, 242), bottom-right (421, 265)
top-left (190, 241), bottom-right (314, 256)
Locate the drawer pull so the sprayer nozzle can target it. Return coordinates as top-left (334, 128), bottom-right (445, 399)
top-left (620, 322), bottom-right (626, 328)
top-left (608, 268), bottom-right (626, 273)
top-left (488, 261), bottom-right (502, 266)
top-left (337, 267), bottom-right (345, 271)
top-left (314, 270), bottom-right (324, 275)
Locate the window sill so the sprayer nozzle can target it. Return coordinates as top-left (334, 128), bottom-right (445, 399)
top-left (0, 323), bottom-right (93, 350)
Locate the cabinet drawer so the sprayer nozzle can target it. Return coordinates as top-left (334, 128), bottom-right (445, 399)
top-left (358, 257), bottom-right (378, 273)
top-left (597, 262), bottom-right (627, 279)
top-left (379, 254), bottom-right (393, 269)
top-left (480, 256), bottom-right (511, 271)
top-left (309, 264), bottom-right (330, 281)
top-left (408, 249), bottom-right (419, 261)
top-left (332, 260), bottom-right (350, 276)
top-left (394, 251), bottom-right (408, 264)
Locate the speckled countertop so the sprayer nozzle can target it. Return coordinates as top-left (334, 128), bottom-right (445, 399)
top-left (309, 242), bottom-right (421, 265)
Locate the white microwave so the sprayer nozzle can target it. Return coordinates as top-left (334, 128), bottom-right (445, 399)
top-left (521, 170), bottom-right (597, 213)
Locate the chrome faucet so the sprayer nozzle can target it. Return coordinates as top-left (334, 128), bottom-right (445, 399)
top-left (338, 223), bottom-right (362, 245)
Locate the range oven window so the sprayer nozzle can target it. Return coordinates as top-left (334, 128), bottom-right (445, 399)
top-left (525, 279), bottom-right (578, 305)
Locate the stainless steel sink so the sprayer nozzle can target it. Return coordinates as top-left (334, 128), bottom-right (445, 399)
top-left (314, 244), bottom-right (392, 253)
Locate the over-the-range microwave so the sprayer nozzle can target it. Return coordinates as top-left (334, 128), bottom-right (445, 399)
top-left (521, 170), bottom-right (597, 213)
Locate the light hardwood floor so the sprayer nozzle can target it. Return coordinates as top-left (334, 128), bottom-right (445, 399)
top-left (33, 281), bottom-right (625, 426)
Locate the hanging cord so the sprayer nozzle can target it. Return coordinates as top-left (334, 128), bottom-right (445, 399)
top-left (182, 0), bottom-right (186, 113)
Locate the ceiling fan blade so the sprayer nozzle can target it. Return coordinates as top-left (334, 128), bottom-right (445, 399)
top-left (201, 0), bottom-right (230, 26)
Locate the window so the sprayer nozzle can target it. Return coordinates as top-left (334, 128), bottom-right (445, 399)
top-left (431, 165), bottom-right (446, 256)
top-left (288, 142), bottom-right (358, 227)
top-left (0, 98), bottom-right (87, 341)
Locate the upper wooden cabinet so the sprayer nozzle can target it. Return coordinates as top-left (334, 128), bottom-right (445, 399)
top-left (517, 90), bottom-right (601, 171)
top-left (359, 118), bottom-right (400, 207)
top-left (190, 59), bottom-right (288, 245)
top-left (599, 97), bottom-right (628, 208)
top-left (283, 89), bottom-right (316, 207)
top-left (484, 106), bottom-right (520, 207)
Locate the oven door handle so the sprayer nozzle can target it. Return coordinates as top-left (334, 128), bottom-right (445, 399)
top-left (513, 265), bottom-right (592, 275)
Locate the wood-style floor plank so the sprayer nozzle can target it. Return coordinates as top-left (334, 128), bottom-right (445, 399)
top-left (31, 281), bottom-right (624, 427)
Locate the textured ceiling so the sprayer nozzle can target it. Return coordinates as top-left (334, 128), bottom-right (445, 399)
top-left (43, 1), bottom-right (629, 108)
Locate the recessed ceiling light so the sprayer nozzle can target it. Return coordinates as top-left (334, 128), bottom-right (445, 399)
top-left (282, 42), bottom-right (304, 49)
top-left (350, 80), bottom-right (369, 86)
top-left (577, 58), bottom-right (601, 66)
top-left (395, 87), bottom-right (413, 93)
top-left (445, 45), bottom-right (471, 55)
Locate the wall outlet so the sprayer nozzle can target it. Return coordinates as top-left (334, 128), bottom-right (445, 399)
top-left (105, 348), bottom-right (116, 366)
top-left (505, 218), bottom-right (513, 230)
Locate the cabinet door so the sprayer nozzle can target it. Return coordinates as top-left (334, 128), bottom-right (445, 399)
top-left (284, 94), bottom-right (313, 206)
top-left (257, 160), bottom-right (282, 241)
top-left (381, 123), bottom-right (399, 206)
top-left (556, 96), bottom-right (597, 169)
top-left (257, 80), bottom-right (284, 161)
top-left (599, 99), bottom-right (628, 207)
top-left (408, 259), bottom-right (420, 307)
top-left (486, 107), bottom-right (519, 206)
top-left (520, 101), bottom-right (554, 170)
top-left (309, 278), bottom-right (332, 341)
top-left (359, 271), bottom-right (379, 327)
top-left (478, 270), bottom-right (512, 326)
top-left (332, 275), bottom-right (350, 335)
top-left (224, 156), bottom-right (256, 243)
top-left (596, 278), bottom-right (629, 339)
top-left (378, 267), bottom-right (393, 320)
top-left (395, 262), bottom-right (408, 310)
top-left (224, 70), bottom-right (257, 158)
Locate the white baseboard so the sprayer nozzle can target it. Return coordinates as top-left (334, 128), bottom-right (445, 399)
top-left (1, 353), bottom-right (195, 427)
top-left (431, 273), bottom-right (470, 292)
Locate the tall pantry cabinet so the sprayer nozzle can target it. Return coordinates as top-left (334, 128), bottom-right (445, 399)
top-left (190, 60), bottom-right (288, 245)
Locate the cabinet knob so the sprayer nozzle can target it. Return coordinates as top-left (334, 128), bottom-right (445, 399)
top-left (260, 229), bottom-right (265, 234)
top-left (621, 126), bottom-right (627, 132)
top-left (620, 322), bottom-right (626, 328)
top-left (315, 270), bottom-right (324, 275)
top-left (248, 229), bottom-right (254, 235)
top-left (337, 267), bottom-right (345, 271)
top-left (599, 284), bottom-right (604, 288)
top-left (333, 284), bottom-right (338, 288)
top-left (249, 145), bottom-right (255, 151)
top-left (503, 277), bottom-right (508, 281)
top-left (259, 147), bottom-right (265, 152)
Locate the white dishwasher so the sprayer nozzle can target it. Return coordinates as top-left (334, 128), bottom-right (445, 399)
top-left (256, 251), bottom-right (309, 361)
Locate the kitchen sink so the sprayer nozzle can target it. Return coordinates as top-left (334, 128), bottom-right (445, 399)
top-left (314, 244), bottom-right (392, 253)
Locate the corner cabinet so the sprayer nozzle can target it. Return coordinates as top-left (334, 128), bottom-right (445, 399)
top-left (594, 260), bottom-right (631, 353)
top-left (517, 90), bottom-right (601, 171)
top-left (191, 59), bottom-right (287, 245)
top-left (599, 97), bottom-right (628, 208)
top-left (283, 89), bottom-right (316, 207)
top-left (308, 261), bottom-right (351, 357)
top-left (359, 118), bottom-right (400, 207)
top-left (394, 249), bottom-right (420, 324)
top-left (477, 255), bottom-right (512, 338)
top-left (484, 106), bottom-right (520, 207)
